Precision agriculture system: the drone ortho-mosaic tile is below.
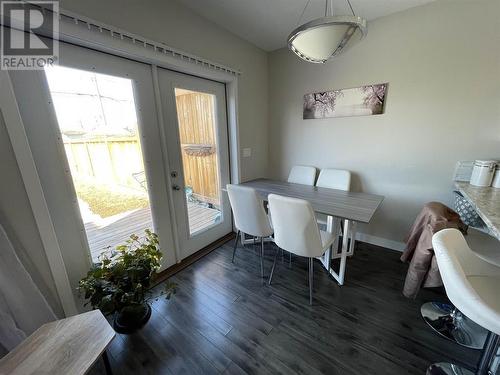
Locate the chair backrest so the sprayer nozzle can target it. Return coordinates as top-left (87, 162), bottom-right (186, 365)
top-left (316, 169), bottom-right (351, 191)
top-left (268, 194), bottom-right (324, 257)
top-left (432, 229), bottom-right (500, 334)
top-left (226, 184), bottom-right (273, 237)
top-left (287, 165), bottom-right (316, 186)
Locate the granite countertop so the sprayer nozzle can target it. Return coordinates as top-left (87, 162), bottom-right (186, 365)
top-left (455, 182), bottom-right (500, 241)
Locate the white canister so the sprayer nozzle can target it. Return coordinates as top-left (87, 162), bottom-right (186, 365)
top-left (470, 160), bottom-right (497, 187)
top-left (492, 165), bottom-right (500, 188)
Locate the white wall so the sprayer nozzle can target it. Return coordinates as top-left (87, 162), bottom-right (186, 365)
top-left (268, 0), bottom-right (500, 249)
top-left (60, 0), bottom-right (269, 181)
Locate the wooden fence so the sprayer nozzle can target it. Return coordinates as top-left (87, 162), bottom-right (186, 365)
top-left (176, 91), bottom-right (219, 206)
top-left (63, 91), bottom-right (220, 204)
top-left (63, 136), bottom-right (145, 191)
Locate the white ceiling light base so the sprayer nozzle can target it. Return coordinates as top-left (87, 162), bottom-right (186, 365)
top-left (288, 1), bottom-right (367, 63)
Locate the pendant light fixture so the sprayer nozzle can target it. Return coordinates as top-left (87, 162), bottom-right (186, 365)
top-left (288, 0), bottom-right (367, 63)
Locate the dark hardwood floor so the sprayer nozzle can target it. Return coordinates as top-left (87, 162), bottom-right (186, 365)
top-left (91, 238), bottom-right (479, 374)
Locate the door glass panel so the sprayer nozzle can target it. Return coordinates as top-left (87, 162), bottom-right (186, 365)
top-left (174, 88), bottom-right (222, 236)
top-left (44, 65), bottom-right (153, 262)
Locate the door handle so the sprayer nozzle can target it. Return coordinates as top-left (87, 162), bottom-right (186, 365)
top-left (172, 185), bottom-right (181, 191)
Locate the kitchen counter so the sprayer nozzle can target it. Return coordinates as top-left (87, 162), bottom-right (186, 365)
top-left (455, 182), bottom-right (500, 241)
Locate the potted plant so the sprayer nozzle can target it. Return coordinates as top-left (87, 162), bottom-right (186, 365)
top-left (78, 229), bottom-right (175, 333)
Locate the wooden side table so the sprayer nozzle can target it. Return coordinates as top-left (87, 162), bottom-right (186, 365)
top-left (0, 310), bottom-right (115, 375)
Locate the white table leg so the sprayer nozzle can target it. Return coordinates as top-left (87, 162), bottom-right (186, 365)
top-left (329, 219), bottom-right (355, 285)
top-left (320, 216), bottom-right (340, 270)
top-left (338, 220), bottom-right (351, 284)
top-left (347, 220), bottom-right (357, 257)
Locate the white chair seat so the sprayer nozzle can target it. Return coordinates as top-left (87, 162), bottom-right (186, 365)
top-left (465, 228), bottom-right (500, 267)
top-left (468, 275), bottom-right (500, 313)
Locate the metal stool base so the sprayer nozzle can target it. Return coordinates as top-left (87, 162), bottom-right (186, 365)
top-left (426, 362), bottom-right (474, 375)
top-left (421, 302), bottom-right (488, 349)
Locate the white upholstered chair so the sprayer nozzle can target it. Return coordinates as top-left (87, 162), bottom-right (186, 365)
top-left (316, 168), bottom-right (351, 191)
top-left (465, 228), bottom-right (500, 267)
top-left (316, 169), bottom-right (352, 252)
top-left (428, 229), bottom-right (500, 375)
top-left (287, 165), bottom-right (317, 186)
top-left (315, 169), bottom-right (351, 225)
top-left (226, 184), bottom-right (273, 278)
top-left (267, 194), bottom-right (335, 305)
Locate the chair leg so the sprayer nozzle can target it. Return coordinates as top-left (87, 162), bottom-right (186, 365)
top-left (268, 248), bottom-right (280, 285)
top-left (308, 257), bottom-right (313, 305)
top-left (232, 230), bottom-right (240, 263)
top-left (260, 237), bottom-right (264, 278)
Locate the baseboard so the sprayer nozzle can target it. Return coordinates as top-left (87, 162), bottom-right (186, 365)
top-left (355, 233), bottom-right (405, 252)
top-left (154, 232), bottom-right (235, 285)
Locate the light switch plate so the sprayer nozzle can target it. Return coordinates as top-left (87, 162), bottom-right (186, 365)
top-left (242, 148), bottom-right (252, 158)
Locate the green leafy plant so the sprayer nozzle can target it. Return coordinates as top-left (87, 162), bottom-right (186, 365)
top-left (78, 229), bottom-right (176, 315)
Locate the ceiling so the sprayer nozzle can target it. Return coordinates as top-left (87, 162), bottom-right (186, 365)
top-left (175, 0), bottom-right (437, 51)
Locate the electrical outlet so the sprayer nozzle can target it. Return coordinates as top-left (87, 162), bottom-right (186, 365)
top-left (242, 148), bottom-right (252, 158)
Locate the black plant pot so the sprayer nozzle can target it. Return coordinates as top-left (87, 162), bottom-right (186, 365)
top-left (113, 303), bottom-right (152, 334)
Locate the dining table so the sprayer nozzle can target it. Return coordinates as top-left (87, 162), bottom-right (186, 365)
top-left (237, 178), bottom-right (384, 285)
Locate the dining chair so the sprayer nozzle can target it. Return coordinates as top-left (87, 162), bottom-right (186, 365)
top-left (226, 184), bottom-right (274, 278)
top-left (267, 194), bottom-right (335, 305)
top-left (315, 168), bottom-right (353, 254)
top-left (287, 165), bottom-right (317, 186)
top-left (316, 168), bottom-right (351, 190)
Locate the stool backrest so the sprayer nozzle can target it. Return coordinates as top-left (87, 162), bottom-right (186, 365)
top-left (268, 194), bottom-right (323, 257)
top-left (316, 169), bottom-right (351, 191)
top-left (433, 229), bottom-right (499, 279)
top-left (226, 184), bottom-right (272, 237)
top-left (287, 165), bottom-right (316, 186)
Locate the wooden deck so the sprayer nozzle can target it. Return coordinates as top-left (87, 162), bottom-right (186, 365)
top-left (85, 202), bottom-right (221, 262)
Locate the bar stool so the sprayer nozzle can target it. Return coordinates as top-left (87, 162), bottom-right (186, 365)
top-left (226, 184), bottom-right (274, 278)
top-left (421, 227), bottom-right (500, 349)
top-left (427, 229), bottom-right (500, 375)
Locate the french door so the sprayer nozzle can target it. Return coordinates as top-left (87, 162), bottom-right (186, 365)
top-left (22, 41), bottom-right (233, 271)
top-left (158, 69), bottom-right (232, 259)
top-left (38, 42), bottom-right (177, 268)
